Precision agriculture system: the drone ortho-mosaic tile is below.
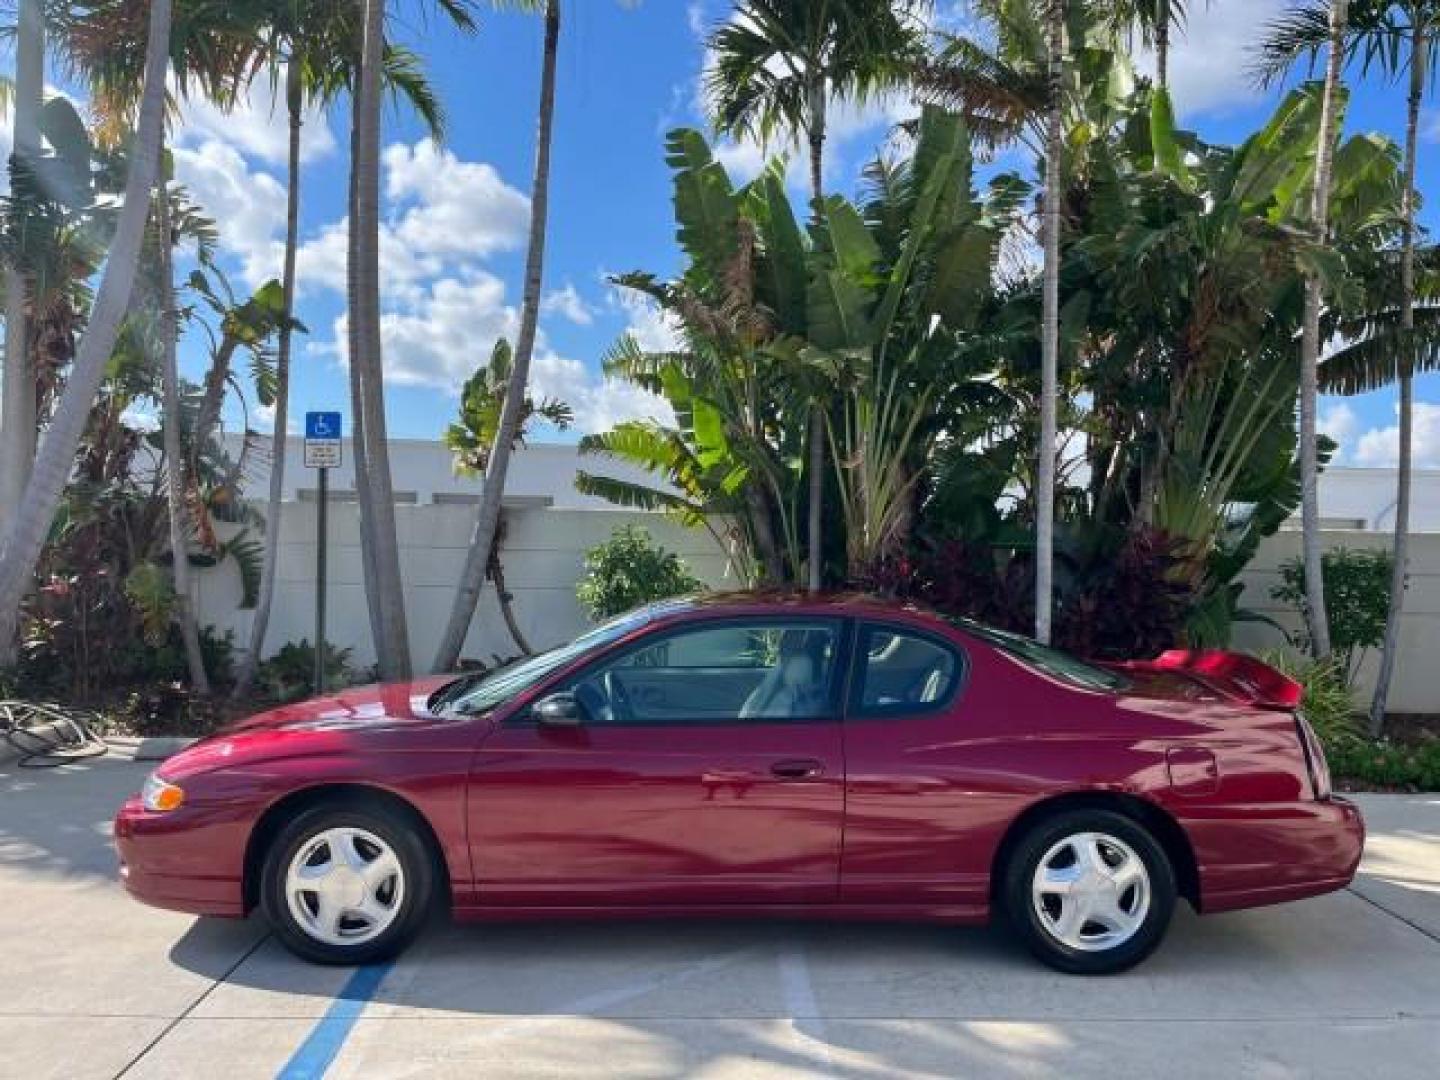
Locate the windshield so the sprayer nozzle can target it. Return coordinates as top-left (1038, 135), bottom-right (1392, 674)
top-left (436, 605), bottom-right (660, 716)
top-left (949, 618), bottom-right (1129, 692)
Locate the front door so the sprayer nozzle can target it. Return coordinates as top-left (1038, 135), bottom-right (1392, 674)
top-left (467, 616), bottom-right (847, 905)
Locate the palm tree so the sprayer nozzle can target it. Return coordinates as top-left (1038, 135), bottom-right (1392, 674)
top-left (912, 0), bottom-right (1093, 642)
top-left (0, 0), bottom-right (173, 668)
top-left (0, 0), bottom-right (43, 539)
top-left (1105, 1), bottom-right (1208, 89)
top-left (432, 0), bottom-right (558, 674)
top-left (1259, 0), bottom-right (1439, 730)
top-left (705, 0), bottom-right (930, 593)
top-left (350, 0), bottom-right (483, 680)
top-left (1035, 0), bottom-right (1065, 644)
top-left (232, 2), bottom-right (447, 698)
top-left (1295, 0), bottom-right (1351, 661)
top-left (155, 180), bottom-right (211, 693)
top-left (442, 336), bottom-right (572, 659)
top-left (350, 0), bottom-right (407, 679)
top-left (233, 49), bottom-right (305, 699)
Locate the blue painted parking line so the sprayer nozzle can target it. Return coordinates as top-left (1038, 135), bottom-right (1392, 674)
top-left (275, 962), bottom-right (393, 1080)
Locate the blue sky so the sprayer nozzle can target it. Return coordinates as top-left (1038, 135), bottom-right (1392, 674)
top-left (7, 0), bottom-right (1440, 467)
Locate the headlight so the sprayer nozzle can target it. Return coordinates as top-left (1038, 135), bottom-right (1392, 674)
top-left (141, 773), bottom-right (186, 813)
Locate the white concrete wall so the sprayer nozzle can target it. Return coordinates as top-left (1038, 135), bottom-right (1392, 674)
top-left (192, 505), bottom-right (1440, 713)
top-left (194, 504), bottom-right (736, 674)
top-left (1233, 530), bottom-right (1440, 714)
top-left (221, 437), bottom-right (669, 511)
top-left (1279, 468), bottom-right (1440, 532)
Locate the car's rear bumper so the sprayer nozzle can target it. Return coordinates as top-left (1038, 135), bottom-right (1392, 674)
top-left (1182, 796), bottom-right (1365, 914)
top-left (113, 796), bottom-right (246, 918)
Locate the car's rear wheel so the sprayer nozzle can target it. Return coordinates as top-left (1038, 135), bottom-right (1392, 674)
top-left (1003, 808), bottom-right (1176, 975)
top-left (260, 801), bottom-right (436, 965)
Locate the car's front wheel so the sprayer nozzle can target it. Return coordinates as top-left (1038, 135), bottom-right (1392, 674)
top-left (1003, 808), bottom-right (1176, 975)
top-left (260, 801), bottom-right (436, 965)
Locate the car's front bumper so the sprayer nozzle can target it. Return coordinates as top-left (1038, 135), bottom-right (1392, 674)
top-left (1182, 796), bottom-right (1366, 914)
top-left (114, 796), bottom-right (247, 917)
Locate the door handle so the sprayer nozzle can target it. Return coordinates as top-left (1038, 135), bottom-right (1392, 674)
top-left (770, 759), bottom-right (824, 780)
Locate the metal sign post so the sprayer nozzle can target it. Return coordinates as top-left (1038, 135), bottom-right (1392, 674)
top-left (304, 412), bottom-right (342, 694)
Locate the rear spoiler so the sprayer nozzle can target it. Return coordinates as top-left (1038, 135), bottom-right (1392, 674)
top-left (1113, 650), bottom-right (1302, 710)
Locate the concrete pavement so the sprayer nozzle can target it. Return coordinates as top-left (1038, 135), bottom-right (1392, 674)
top-left (2, 750), bottom-right (1437, 1079)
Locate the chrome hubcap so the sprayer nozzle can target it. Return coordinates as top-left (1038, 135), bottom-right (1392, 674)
top-left (1032, 831), bottom-right (1150, 953)
top-left (285, 827), bottom-right (405, 946)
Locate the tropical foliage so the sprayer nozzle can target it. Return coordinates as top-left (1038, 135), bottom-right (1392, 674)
top-left (576, 525), bottom-right (705, 622)
top-left (0, 0), bottom-right (1437, 772)
top-left (1272, 547), bottom-right (1394, 687)
top-left (580, 64), bottom-right (1406, 655)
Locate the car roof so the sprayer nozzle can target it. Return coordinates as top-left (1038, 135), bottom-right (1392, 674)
top-left (641, 590), bottom-right (943, 622)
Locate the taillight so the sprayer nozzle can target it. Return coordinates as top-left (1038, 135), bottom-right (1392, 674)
top-left (1295, 714), bottom-right (1332, 800)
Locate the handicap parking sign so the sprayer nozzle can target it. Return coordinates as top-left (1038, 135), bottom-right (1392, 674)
top-left (304, 411), bottom-right (342, 468)
top-left (306, 412), bottom-right (341, 440)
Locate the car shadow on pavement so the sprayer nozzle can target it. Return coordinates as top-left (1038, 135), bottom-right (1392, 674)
top-left (157, 886), bottom-right (1440, 1079)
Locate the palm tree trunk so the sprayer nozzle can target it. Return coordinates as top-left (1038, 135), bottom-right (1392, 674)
top-left (351, 0), bottom-right (411, 680)
top-left (743, 485), bottom-right (785, 583)
top-left (0, 0), bottom-right (44, 541)
top-left (432, 0), bottom-right (561, 673)
top-left (489, 525), bottom-right (533, 657)
top-left (1298, 0), bottom-right (1348, 661)
top-left (235, 56), bottom-right (304, 700)
top-left (1369, 21), bottom-right (1424, 735)
top-left (807, 76), bottom-right (827, 594)
top-left (345, 96), bottom-right (387, 665)
top-left (1156, 3), bottom-right (1169, 90)
top-left (0, 0), bottom-right (173, 669)
top-left (158, 182), bottom-right (211, 694)
top-left (190, 337), bottom-right (239, 468)
top-left (1036, 0), bottom-right (1064, 645)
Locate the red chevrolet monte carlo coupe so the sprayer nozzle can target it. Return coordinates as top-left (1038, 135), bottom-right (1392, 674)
top-left (115, 594), bottom-right (1363, 975)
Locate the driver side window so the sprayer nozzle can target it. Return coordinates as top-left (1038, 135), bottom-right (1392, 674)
top-left (570, 620), bottom-right (841, 725)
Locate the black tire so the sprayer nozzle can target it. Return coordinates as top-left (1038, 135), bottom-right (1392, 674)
top-left (260, 799), bottom-right (438, 965)
top-left (1002, 808), bottom-right (1176, 975)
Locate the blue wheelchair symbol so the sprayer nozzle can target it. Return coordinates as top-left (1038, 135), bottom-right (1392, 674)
top-left (306, 412), bottom-right (341, 440)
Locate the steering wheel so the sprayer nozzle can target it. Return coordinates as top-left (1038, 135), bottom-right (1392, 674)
top-left (604, 670), bottom-right (636, 724)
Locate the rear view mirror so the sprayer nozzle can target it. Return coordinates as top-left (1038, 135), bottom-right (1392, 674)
top-left (533, 692), bottom-right (583, 726)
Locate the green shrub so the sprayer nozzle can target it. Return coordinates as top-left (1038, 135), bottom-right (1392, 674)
top-left (1327, 740), bottom-right (1440, 791)
top-left (258, 639), bottom-right (355, 703)
top-left (1260, 650), bottom-right (1439, 791)
top-left (1271, 547), bottom-right (1391, 687)
top-left (576, 525), bottom-right (705, 622)
top-left (1261, 650), bottom-right (1365, 753)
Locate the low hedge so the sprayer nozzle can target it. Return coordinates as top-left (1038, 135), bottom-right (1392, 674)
top-left (1327, 737), bottom-right (1440, 792)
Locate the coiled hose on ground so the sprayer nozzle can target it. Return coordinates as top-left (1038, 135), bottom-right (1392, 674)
top-left (0, 701), bottom-right (109, 768)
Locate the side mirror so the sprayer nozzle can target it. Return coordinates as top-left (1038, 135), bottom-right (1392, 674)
top-left (533, 691), bottom-right (583, 726)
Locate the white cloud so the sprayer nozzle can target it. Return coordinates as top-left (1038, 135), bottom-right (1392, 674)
top-left (383, 140), bottom-right (531, 260)
top-left (320, 271), bottom-right (670, 435)
top-left (1320, 402), bottom-right (1360, 457)
top-left (686, 1), bottom-right (709, 38)
top-left (174, 78), bottom-right (337, 166)
top-left (1137, 0), bottom-right (1287, 117)
top-left (531, 351), bottom-right (674, 433)
top-left (286, 139), bottom-right (530, 306)
top-left (542, 283), bottom-right (597, 326)
top-left (1425, 109), bottom-right (1440, 143)
top-left (171, 139), bottom-right (288, 286)
top-left (1352, 402), bottom-right (1440, 468)
top-left (252, 402), bottom-right (302, 436)
top-left (295, 135), bottom-right (664, 434)
top-left (324, 272), bottom-right (518, 391)
top-left (610, 283), bottom-right (683, 353)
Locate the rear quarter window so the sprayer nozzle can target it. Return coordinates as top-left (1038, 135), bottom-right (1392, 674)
top-left (852, 624), bottom-right (964, 717)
